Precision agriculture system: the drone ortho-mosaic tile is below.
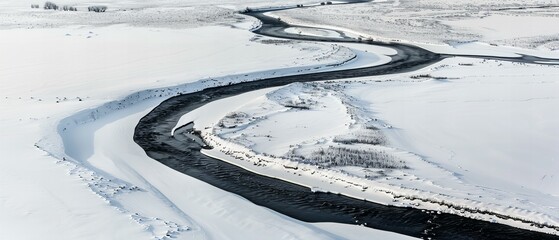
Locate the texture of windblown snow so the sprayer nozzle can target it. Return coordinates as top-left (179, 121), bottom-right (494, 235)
top-left (2, 0), bottom-right (559, 238)
top-left (191, 57), bottom-right (559, 234)
top-left (275, 0), bottom-right (559, 50)
top-left (0, 11), bottom-right (410, 239)
top-left (215, 83), bottom-right (352, 157)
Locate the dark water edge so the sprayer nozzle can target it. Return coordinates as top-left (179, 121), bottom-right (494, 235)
top-left (134, 63), bottom-right (559, 240)
top-left (135, 87), bottom-right (559, 240)
top-left (134, 2), bottom-right (559, 240)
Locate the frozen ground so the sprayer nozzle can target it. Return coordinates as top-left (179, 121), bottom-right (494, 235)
top-left (274, 0), bottom-right (559, 50)
top-left (0, 6), bottom-right (412, 238)
top-left (2, 0), bottom-right (559, 238)
top-left (0, 0), bottom-right (309, 29)
top-left (191, 57), bottom-right (559, 234)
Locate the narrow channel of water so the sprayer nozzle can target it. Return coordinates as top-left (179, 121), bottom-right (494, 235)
top-left (135, 87), bottom-right (558, 240)
top-left (134, 2), bottom-right (559, 239)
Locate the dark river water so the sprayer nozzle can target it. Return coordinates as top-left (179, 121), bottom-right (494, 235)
top-left (134, 2), bottom-right (559, 239)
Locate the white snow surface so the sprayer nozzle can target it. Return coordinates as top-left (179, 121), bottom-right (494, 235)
top-left (0, 15), bottom-right (411, 240)
top-left (189, 57), bottom-right (559, 234)
top-left (275, 0), bottom-right (559, 51)
top-left (3, 0), bottom-right (559, 238)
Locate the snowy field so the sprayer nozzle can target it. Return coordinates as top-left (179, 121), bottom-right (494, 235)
top-left (2, 0), bottom-right (559, 239)
top-left (0, 1), bottom-right (412, 238)
top-left (275, 0), bottom-right (559, 50)
top-left (188, 56), bottom-right (559, 234)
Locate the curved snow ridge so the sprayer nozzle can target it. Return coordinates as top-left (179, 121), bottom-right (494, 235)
top-left (187, 80), bottom-right (559, 235)
top-left (34, 43), bottom-right (371, 239)
top-left (268, 6), bottom-right (559, 59)
top-left (248, 37), bottom-right (361, 72)
top-left (51, 40), bottom-right (362, 158)
top-left (315, 44), bottom-right (356, 64)
top-left (35, 137), bottom-right (194, 240)
top-left (264, 10), bottom-right (388, 43)
top-left (200, 131), bottom-right (559, 235)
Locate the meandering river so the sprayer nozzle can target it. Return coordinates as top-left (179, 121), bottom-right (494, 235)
top-left (134, 2), bottom-right (559, 239)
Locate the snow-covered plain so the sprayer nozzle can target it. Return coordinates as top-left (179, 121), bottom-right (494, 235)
top-left (0, 2), bottom-right (413, 238)
top-left (2, 0), bottom-right (559, 238)
top-left (187, 57), bottom-right (559, 234)
top-left (275, 0), bottom-right (559, 50)
top-left (181, 39), bottom-right (559, 238)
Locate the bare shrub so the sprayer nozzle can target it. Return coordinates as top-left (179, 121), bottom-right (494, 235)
top-left (218, 112), bottom-right (251, 128)
top-left (43, 1), bottom-right (58, 10)
top-left (258, 39), bottom-right (292, 45)
top-left (62, 5), bottom-right (77, 11)
top-left (289, 147), bottom-right (407, 169)
top-left (88, 5), bottom-right (107, 12)
top-left (31, 4), bottom-right (40, 8)
top-left (410, 74), bottom-right (448, 80)
top-left (333, 130), bottom-right (386, 145)
top-left (410, 74), bottom-right (432, 79)
top-left (281, 99), bottom-right (315, 110)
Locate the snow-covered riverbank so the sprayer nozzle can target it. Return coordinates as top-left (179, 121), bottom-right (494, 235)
top-left (274, 0), bottom-right (559, 50)
top-left (181, 56), bottom-right (559, 235)
top-left (3, 0), bottom-right (559, 238)
top-left (0, 18), bottom-right (413, 238)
